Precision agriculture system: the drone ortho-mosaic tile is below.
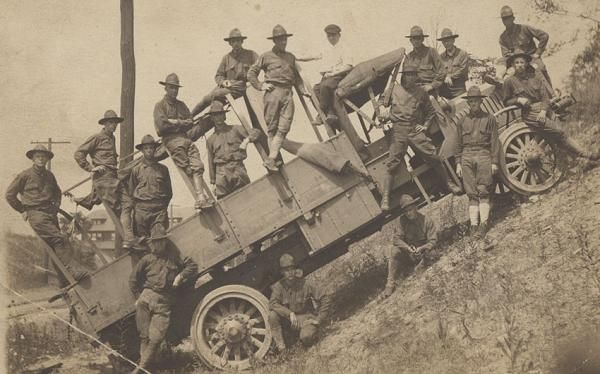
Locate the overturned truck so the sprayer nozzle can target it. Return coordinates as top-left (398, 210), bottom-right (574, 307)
top-left (52, 48), bottom-right (571, 370)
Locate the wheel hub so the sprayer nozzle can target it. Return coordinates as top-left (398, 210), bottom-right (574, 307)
top-left (216, 314), bottom-right (251, 344)
top-left (522, 143), bottom-right (545, 169)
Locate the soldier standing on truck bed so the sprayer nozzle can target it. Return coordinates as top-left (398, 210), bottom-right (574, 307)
top-left (122, 134), bottom-right (173, 247)
top-left (498, 5), bottom-right (552, 86)
top-left (377, 64), bottom-right (462, 211)
top-left (381, 194), bottom-right (438, 299)
top-left (154, 73), bottom-right (213, 211)
top-left (455, 86), bottom-right (500, 246)
top-left (503, 52), bottom-right (599, 161)
top-left (247, 24), bottom-right (310, 172)
top-left (205, 101), bottom-right (260, 199)
top-left (191, 28), bottom-right (258, 117)
top-left (129, 225), bottom-right (198, 374)
top-left (438, 28), bottom-right (470, 100)
top-left (404, 26), bottom-right (445, 95)
top-left (73, 110), bottom-right (124, 213)
top-left (6, 145), bottom-right (88, 286)
top-left (269, 254), bottom-right (331, 352)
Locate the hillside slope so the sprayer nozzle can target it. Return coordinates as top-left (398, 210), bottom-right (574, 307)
top-left (255, 166), bottom-right (600, 374)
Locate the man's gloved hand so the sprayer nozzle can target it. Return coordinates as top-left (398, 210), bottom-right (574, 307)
top-left (290, 312), bottom-right (300, 330)
top-left (444, 75), bottom-right (453, 85)
top-left (536, 110), bottom-right (547, 124)
top-left (173, 274), bottom-right (183, 287)
top-left (516, 97), bottom-right (530, 107)
top-left (456, 163), bottom-right (463, 178)
top-left (247, 128), bottom-right (262, 142)
top-left (377, 107), bottom-right (390, 124)
top-left (91, 165), bottom-right (106, 174)
top-left (261, 82), bottom-right (275, 92)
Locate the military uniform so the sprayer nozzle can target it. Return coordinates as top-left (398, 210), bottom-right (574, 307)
top-left (405, 45), bottom-right (445, 91)
top-left (439, 47), bottom-right (469, 99)
top-left (127, 151), bottom-right (173, 238)
top-left (269, 268), bottom-right (331, 349)
top-left (74, 122), bottom-right (122, 211)
top-left (191, 29), bottom-right (258, 116)
top-left (206, 124), bottom-right (250, 199)
top-left (6, 146), bottom-right (87, 285)
top-left (129, 226), bottom-right (198, 373)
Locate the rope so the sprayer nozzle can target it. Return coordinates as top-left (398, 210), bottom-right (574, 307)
top-left (0, 282), bottom-right (152, 374)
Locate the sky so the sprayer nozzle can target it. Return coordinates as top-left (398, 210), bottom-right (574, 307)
top-left (0, 0), bottom-right (597, 234)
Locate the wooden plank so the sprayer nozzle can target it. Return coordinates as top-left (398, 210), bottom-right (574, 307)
top-left (356, 114), bottom-right (372, 144)
top-left (295, 87), bottom-right (324, 142)
top-left (298, 71), bottom-right (336, 137)
top-left (342, 99), bottom-right (376, 126)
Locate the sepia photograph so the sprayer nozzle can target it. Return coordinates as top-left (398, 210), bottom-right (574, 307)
top-left (1, 0), bottom-right (599, 372)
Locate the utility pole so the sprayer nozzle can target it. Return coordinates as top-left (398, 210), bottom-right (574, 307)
top-left (30, 138), bottom-right (71, 285)
top-left (30, 138), bottom-right (71, 171)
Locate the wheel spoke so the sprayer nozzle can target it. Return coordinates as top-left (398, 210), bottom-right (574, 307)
top-left (208, 311), bottom-right (221, 321)
top-left (530, 171), bottom-right (538, 185)
top-left (221, 345), bottom-right (231, 362)
top-left (520, 170), bottom-right (529, 184)
top-left (211, 340), bottom-right (226, 354)
top-left (249, 318), bottom-right (263, 326)
top-left (244, 305), bottom-right (258, 317)
top-left (516, 137), bottom-right (525, 148)
top-left (506, 152), bottom-right (520, 160)
top-left (218, 303), bottom-right (229, 316)
top-left (506, 160), bottom-right (520, 168)
top-left (509, 144), bottom-right (521, 153)
top-left (250, 327), bottom-right (267, 336)
top-left (234, 346), bottom-right (242, 361)
top-left (205, 322), bottom-right (218, 330)
top-left (511, 166), bottom-right (525, 179)
top-left (228, 300), bottom-right (237, 314)
top-left (524, 133), bottom-right (531, 144)
top-left (251, 336), bottom-right (263, 348)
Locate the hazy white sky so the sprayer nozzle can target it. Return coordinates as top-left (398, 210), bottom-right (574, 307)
top-left (0, 0), bottom-right (596, 233)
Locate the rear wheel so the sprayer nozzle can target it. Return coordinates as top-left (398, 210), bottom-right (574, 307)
top-left (498, 122), bottom-right (566, 195)
top-left (191, 285), bottom-right (272, 370)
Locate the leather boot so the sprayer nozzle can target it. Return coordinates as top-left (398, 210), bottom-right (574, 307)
top-left (380, 173), bottom-right (393, 211)
top-left (193, 174), bottom-right (213, 210)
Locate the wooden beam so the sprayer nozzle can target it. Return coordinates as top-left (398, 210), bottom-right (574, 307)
top-left (342, 99), bottom-right (376, 127)
top-left (295, 87), bottom-right (324, 142)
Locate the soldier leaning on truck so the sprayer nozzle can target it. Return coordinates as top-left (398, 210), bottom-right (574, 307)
top-left (455, 86), bottom-right (500, 244)
top-left (154, 73), bottom-right (213, 210)
top-left (73, 109), bottom-right (124, 213)
top-left (503, 52), bottom-right (599, 161)
top-left (6, 145), bottom-right (88, 286)
top-left (437, 28), bottom-right (470, 100)
top-left (269, 254), bottom-right (331, 352)
top-left (404, 26), bottom-right (445, 95)
top-left (191, 28), bottom-right (258, 117)
top-left (205, 101), bottom-right (260, 199)
top-left (382, 194), bottom-right (437, 299)
top-left (122, 134), bottom-right (173, 246)
top-left (377, 63), bottom-right (462, 211)
top-left (247, 24), bottom-right (309, 172)
top-left (129, 225), bottom-right (198, 374)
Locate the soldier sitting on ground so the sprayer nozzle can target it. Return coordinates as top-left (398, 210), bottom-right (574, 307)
top-left (129, 225), bottom-right (198, 374)
top-left (382, 194), bottom-right (438, 299)
top-left (269, 254), bottom-right (331, 352)
top-left (205, 101), bottom-right (260, 199)
top-left (6, 145), bottom-right (88, 286)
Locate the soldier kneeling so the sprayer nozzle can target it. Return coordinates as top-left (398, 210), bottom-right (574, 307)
top-left (269, 254), bottom-right (331, 352)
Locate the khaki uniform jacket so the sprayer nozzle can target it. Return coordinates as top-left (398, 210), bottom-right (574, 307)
top-left (456, 111), bottom-right (500, 165)
top-left (74, 130), bottom-right (118, 172)
top-left (270, 277), bottom-right (331, 324)
top-left (6, 166), bottom-right (61, 213)
top-left (206, 124), bottom-right (248, 185)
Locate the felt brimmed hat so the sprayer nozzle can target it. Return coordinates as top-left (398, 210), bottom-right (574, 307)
top-left (135, 134), bottom-right (160, 150)
top-left (98, 109), bottom-right (124, 125)
top-left (26, 144), bottom-right (54, 160)
top-left (279, 253), bottom-right (297, 269)
top-left (224, 28), bottom-right (247, 41)
top-left (437, 28), bottom-right (459, 41)
top-left (399, 194), bottom-right (419, 209)
top-left (462, 86), bottom-right (488, 99)
top-left (324, 24), bottom-right (341, 34)
top-left (149, 225), bottom-right (169, 241)
top-left (405, 25), bottom-right (429, 38)
top-left (159, 73), bottom-right (182, 87)
top-left (267, 24), bottom-right (293, 39)
top-left (506, 49), bottom-right (532, 67)
top-left (208, 101), bottom-right (229, 115)
top-left (500, 5), bottom-right (514, 18)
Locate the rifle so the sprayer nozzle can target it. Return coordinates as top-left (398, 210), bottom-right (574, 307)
top-left (383, 62), bottom-right (402, 107)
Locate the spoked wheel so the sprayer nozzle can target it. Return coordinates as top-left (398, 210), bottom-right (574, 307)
top-left (499, 122), bottom-right (566, 195)
top-left (191, 285), bottom-right (272, 370)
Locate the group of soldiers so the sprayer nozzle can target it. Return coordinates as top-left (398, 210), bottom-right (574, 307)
top-left (6, 4), bottom-right (600, 370)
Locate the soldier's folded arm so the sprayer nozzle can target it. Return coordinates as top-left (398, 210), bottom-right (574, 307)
top-left (129, 257), bottom-right (149, 298)
top-left (269, 283), bottom-right (293, 318)
top-left (526, 25), bottom-right (549, 56)
top-left (74, 135), bottom-right (99, 172)
top-left (153, 102), bottom-right (181, 136)
top-left (5, 172), bottom-right (26, 213)
top-left (178, 256), bottom-right (198, 282)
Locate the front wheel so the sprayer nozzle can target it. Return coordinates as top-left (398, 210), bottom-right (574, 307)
top-left (190, 285), bottom-right (272, 370)
top-left (498, 122), bottom-right (567, 195)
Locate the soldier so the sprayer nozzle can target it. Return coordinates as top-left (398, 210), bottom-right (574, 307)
top-left (205, 101), bottom-right (259, 199)
top-left (377, 64), bottom-right (462, 211)
top-left (313, 24), bottom-right (354, 127)
top-left (382, 194), bottom-right (437, 298)
top-left (269, 254), bottom-right (331, 351)
top-left (247, 24), bottom-right (309, 171)
top-left (455, 86), bottom-right (500, 237)
top-left (73, 109), bottom-right (123, 213)
top-left (123, 135), bottom-right (173, 246)
top-left (503, 52), bottom-right (599, 161)
top-left (404, 26), bottom-right (445, 94)
top-left (129, 225), bottom-right (198, 374)
top-left (6, 145), bottom-right (88, 286)
top-left (499, 5), bottom-right (551, 85)
top-left (191, 28), bottom-right (259, 117)
top-left (437, 28), bottom-right (470, 99)
top-left (154, 73), bottom-right (212, 210)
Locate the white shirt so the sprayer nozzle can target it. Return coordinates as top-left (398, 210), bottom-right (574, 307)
top-left (320, 40), bottom-right (355, 74)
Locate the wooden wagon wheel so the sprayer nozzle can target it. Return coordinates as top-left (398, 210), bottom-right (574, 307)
top-left (191, 285), bottom-right (272, 370)
top-left (498, 122), bottom-right (566, 195)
